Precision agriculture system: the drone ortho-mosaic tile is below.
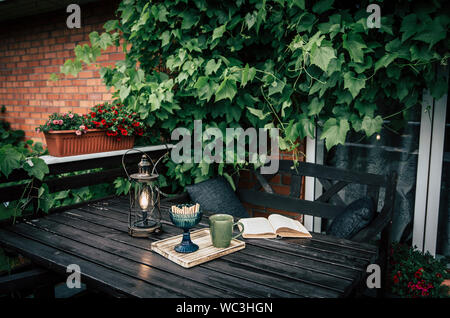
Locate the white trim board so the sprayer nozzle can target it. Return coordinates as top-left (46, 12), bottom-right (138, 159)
top-left (39, 144), bottom-right (174, 165)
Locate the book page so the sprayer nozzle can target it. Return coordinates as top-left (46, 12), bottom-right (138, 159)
top-left (238, 217), bottom-right (277, 239)
top-left (268, 214), bottom-right (312, 238)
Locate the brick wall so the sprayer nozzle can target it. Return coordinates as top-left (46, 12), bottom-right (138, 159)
top-left (0, 1), bottom-right (122, 144)
top-left (237, 144), bottom-right (306, 220)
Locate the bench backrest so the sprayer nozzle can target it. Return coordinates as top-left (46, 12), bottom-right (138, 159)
top-left (237, 160), bottom-right (397, 242)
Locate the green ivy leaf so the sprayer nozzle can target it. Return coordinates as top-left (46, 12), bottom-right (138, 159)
top-left (244, 12), bottom-right (257, 30)
top-left (212, 24), bottom-right (227, 42)
top-left (400, 14), bottom-right (417, 42)
top-left (247, 107), bottom-right (270, 120)
top-left (119, 85), bottom-right (131, 101)
top-left (374, 53), bottom-right (399, 73)
top-left (310, 45), bottom-right (336, 72)
top-left (361, 115), bottom-right (383, 137)
top-left (343, 33), bottom-right (367, 63)
top-left (354, 100), bottom-right (376, 117)
top-left (312, 0), bottom-right (334, 14)
top-left (343, 72), bottom-right (366, 98)
top-left (268, 80), bottom-right (285, 96)
top-left (103, 20), bottom-right (119, 32)
top-left (60, 59), bottom-right (82, 77)
top-left (0, 146), bottom-right (23, 178)
top-left (413, 18), bottom-right (447, 48)
top-left (223, 172), bottom-right (236, 191)
top-left (205, 59), bottom-right (221, 76)
top-left (307, 97), bottom-right (325, 116)
top-left (181, 10), bottom-right (200, 29)
top-left (23, 158), bottom-right (49, 181)
top-left (430, 78), bottom-right (448, 100)
top-left (320, 118), bottom-right (350, 150)
top-left (215, 77), bottom-right (237, 102)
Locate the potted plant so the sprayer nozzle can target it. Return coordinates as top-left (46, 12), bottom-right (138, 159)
top-left (88, 102), bottom-right (144, 140)
top-left (388, 242), bottom-right (450, 298)
top-left (37, 104), bottom-right (141, 157)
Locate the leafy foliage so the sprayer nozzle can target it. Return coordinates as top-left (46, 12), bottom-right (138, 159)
top-left (57, 0), bottom-right (449, 187)
top-left (389, 242), bottom-right (449, 298)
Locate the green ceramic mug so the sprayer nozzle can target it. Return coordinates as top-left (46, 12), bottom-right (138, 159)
top-left (209, 214), bottom-right (244, 248)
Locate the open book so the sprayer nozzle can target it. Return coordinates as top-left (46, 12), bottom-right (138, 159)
top-left (238, 214), bottom-right (312, 239)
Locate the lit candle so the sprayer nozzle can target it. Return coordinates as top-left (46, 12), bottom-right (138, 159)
top-left (138, 187), bottom-right (150, 210)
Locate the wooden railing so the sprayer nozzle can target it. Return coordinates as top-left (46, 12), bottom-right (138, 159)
top-left (0, 145), bottom-right (172, 218)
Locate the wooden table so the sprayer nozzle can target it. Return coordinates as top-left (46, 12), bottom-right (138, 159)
top-left (0, 197), bottom-right (377, 298)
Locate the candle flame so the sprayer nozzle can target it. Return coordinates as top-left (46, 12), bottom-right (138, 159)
top-left (138, 187), bottom-right (150, 210)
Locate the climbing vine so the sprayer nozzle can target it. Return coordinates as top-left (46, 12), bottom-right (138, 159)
top-left (56, 0), bottom-right (449, 187)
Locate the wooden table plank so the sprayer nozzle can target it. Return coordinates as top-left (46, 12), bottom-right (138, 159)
top-left (7, 222), bottom-right (234, 298)
top-left (75, 208), bottom-right (354, 284)
top-left (46, 213), bottom-right (300, 298)
top-left (0, 196), bottom-right (377, 298)
top-left (95, 202), bottom-right (374, 270)
top-left (0, 229), bottom-right (179, 298)
top-left (50, 208), bottom-right (343, 297)
top-left (28, 217), bottom-right (299, 298)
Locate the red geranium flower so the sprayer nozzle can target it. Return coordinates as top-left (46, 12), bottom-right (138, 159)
top-left (91, 112), bottom-right (96, 118)
top-left (121, 129), bottom-right (128, 136)
top-left (101, 119), bottom-right (106, 125)
top-left (393, 275), bottom-right (399, 284)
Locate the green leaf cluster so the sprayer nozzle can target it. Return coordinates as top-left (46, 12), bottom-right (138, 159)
top-left (56, 0), bottom-right (449, 187)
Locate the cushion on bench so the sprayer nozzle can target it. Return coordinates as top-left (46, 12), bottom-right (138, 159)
top-left (327, 197), bottom-right (375, 239)
top-left (186, 177), bottom-right (249, 218)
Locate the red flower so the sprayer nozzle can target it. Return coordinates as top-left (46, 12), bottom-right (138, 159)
top-left (101, 119), bottom-right (106, 125)
top-left (415, 268), bottom-right (423, 279)
top-left (393, 275), bottom-right (399, 284)
top-left (137, 130), bottom-right (143, 136)
top-left (91, 112), bottom-right (96, 118)
top-left (121, 129), bottom-right (128, 136)
top-left (132, 122), bottom-right (139, 127)
top-left (114, 110), bottom-right (118, 115)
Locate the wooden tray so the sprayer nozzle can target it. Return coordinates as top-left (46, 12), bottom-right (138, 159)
top-left (151, 228), bottom-right (245, 268)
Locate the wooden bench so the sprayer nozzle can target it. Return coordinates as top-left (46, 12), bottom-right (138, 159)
top-left (237, 160), bottom-right (397, 293)
top-left (167, 160), bottom-right (397, 294)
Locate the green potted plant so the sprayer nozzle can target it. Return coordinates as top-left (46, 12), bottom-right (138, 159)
top-left (37, 104), bottom-right (141, 157)
top-left (388, 242), bottom-right (449, 298)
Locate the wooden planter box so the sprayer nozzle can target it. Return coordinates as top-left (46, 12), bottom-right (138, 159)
top-left (44, 129), bottom-right (135, 157)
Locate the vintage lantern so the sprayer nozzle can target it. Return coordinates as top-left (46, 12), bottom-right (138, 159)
top-left (122, 151), bottom-right (163, 237)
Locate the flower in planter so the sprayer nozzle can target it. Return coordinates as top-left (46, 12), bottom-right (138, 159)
top-left (36, 112), bottom-right (91, 135)
top-left (89, 102), bottom-right (145, 140)
top-left (388, 242), bottom-right (450, 298)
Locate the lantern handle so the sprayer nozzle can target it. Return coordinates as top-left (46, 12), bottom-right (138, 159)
top-left (121, 148), bottom-right (156, 181)
top-left (121, 145), bottom-right (170, 180)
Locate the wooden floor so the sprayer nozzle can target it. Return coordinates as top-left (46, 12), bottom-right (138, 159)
top-left (0, 197), bottom-right (378, 298)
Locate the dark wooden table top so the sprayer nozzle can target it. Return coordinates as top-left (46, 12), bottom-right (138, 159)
top-left (0, 197), bottom-right (378, 298)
